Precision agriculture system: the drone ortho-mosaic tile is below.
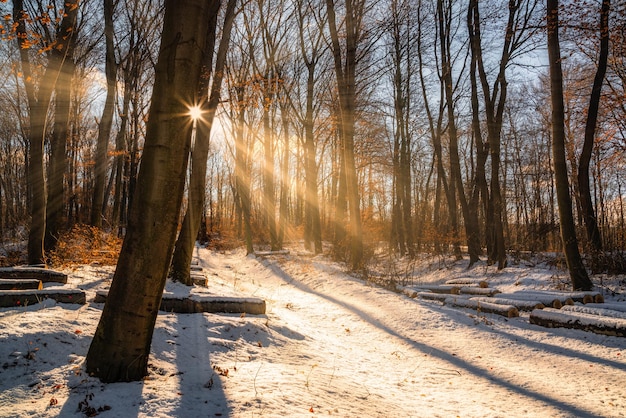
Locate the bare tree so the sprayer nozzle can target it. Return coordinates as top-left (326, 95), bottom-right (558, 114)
top-left (578, 0), bottom-right (609, 256)
top-left (326, 0), bottom-right (365, 270)
top-left (86, 0), bottom-right (213, 382)
top-left (546, 0), bottom-right (593, 290)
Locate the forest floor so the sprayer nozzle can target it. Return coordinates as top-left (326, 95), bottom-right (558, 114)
top-left (0, 245), bottom-right (625, 417)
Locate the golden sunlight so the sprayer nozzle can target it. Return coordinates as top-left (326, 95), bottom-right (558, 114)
top-left (188, 105), bottom-right (202, 121)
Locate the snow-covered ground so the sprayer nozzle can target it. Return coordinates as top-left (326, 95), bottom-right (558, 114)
top-left (1, 247), bottom-right (625, 417)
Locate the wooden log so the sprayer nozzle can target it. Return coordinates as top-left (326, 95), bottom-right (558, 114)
top-left (560, 305), bottom-right (626, 320)
top-left (402, 288), bottom-right (418, 298)
top-left (417, 292), bottom-right (456, 303)
top-left (522, 290), bottom-right (603, 304)
top-left (0, 289), bottom-right (86, 307)
top-left (0, 267), bottom-right (67, 284)
top-left (190, 265), bottom-right (203, 272)
top-left (95, 290), bottom-right (265, 315)
top-left (414, 284), bottom-right (460, 294)
top-left (585, 302), bottom-right (626, 313)
top-left (445, 278), bottom-right (488, 288)
top-left (459, 287), bottom-right (500, 297)
top-left (471, 297), bottom-right (545, 312)
top-left (444, 297), bottom-right (519, 318)
top-left (0, 279), bottom-right (42, 290)
top-left (191, 276), bottom-right (208, 287)
top-left (496, 292), bottom-right (567, 309)
top-left (529, 308), bottom-right (626, 337)
top-left (163, 295), bottom-right (266, 315)
top-left (255, 250), bottom-right (290, 256)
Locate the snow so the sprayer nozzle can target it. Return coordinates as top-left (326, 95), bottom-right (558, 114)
top-left (1, 247), bottom-right (626, 417)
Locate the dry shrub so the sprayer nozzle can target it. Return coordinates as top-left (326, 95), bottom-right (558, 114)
top-left (48, 224), bottom-right (121, 267)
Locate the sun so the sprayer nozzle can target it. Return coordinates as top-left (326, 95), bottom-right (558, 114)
top-left (188, 105), bottom-right (202, 121)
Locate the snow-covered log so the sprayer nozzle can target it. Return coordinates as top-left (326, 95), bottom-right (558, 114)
top-left (445, 278), bottom-right (488, 288)
top-left (496, 292), bottom-right (568, 309)
top-left (0, 267), bottom-right (67, 284)
top-left (560, 305), bottom-right (626, 320)
top-left (459, 287), bottom-right (500, 296)
top-left (522, 290), bottom-right (604, 304)
top-left (161, 295), bottom-right (266, 315)
top-left (255, 250), bottom-right (290, 257)
top-left (95, 290), bottom-right (266, 315)
top-left (529, 308), bottom-right (626, 337)
top-left (416, 292), bottom-right (457, 303)
top-left (444, 297), bottom-right (519, 318)
top-left (414, 284), bottom-right (460, 294)
top-left (471, 297), bottom-right (545, 312)
top-left (0, 279), bottom-right (42, 290)
top-left (585, 302), bottom-right (626, 313)
top-left (0, 289), bottom-right (85, 307)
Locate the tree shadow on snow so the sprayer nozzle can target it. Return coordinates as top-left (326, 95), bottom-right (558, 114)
top-left (259, 259), bottom-right (606, 418)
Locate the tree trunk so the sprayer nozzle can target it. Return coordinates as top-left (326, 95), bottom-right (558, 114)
top-left (546, 0), bottom-right (593, 291)
top-left (45, 55), bottom-right (74, 253)
top-left (172, 0), bottom-right (234, 285)
top-left (578, 0), bottom-right (609, 256)
top-left (91, 0), bottom-right (118, 229)
top-left (13, 0), bottom-right (80, 265)
top-left (326, 0), bottom-right (364, 271)
top-left (86, 0), bottom-right (212, 382)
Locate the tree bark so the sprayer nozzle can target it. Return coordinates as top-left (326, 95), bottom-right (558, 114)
top-left (86, 0), bottom-right (212, 382)
top-left (326, 0), bottom-right (364, 270)
top-left (45, 55), bottom-right (74, 252)
top-left (546, 0), bottom-right (593, 291)
top-left (13, 0), bottom-right (80, 265)
top-left (172, 0), bottom-right (235, 285)
top-left (91, 0), bottom-right (118, 229)
top-left (578, 0), bottom-right (609, 255)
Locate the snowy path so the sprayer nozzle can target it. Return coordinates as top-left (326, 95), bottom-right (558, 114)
top-left (200, 249), bottom-right (626, 417)
top-left (1, 248), bottom-right (625, 417)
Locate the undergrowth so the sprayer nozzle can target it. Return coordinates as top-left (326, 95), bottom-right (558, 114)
top-left (48, 225), bottom-right (121, 267)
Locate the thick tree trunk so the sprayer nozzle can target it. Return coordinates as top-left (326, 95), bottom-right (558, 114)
top-left (578, 0), bottom-right (609, 256)
top-left (91, 0), bottom-right (118, 229)
top-left (86, 0), bottom-right (212, 382)
top-left (546, 0), bottom-right (593, 291)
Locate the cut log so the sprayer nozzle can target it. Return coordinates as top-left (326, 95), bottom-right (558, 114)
top-left (445, 278), bottom-right (488, 288)
top-left (0, 289), bottom-right (86, 307)
top-left (496, 292), bottom-right (568, 309)
top-left (521, 290), bottom-right (603, 304)
top-left (585, 302), bottom-right (626, 313)
top-left (0, 267), bottom-right (67, 284)
top-left (414, 284), bottom-right (460, 294)
top-left (417, 292), bottom-right (457, 303)
top-left (560, 305), bottom-right (626, 320)
top-left (444, 297), bottom-right (519, 318)
top-left (95, 290), bottom-right (265, 315)
top-left (0, 279), bottom-right (42, 290)
top-left (402, 288), bottom-right (418, 298)
top-left (471, 297), bottom-right (545, 312)
top-left (161, 295), bottom-right (266, 315)
top-left (190, 265), bottom-right (203, 272)
top-left (459, 287), bottom-right (500, 297)
top-left (191, 275), bottom-right (208, 287)
top-left (530, 308), bottom-right (626, 337)
top-left (255, 250), bottom-right (290, 256)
